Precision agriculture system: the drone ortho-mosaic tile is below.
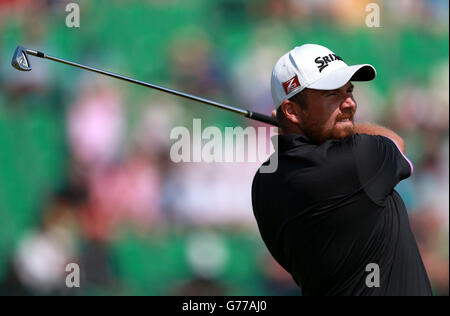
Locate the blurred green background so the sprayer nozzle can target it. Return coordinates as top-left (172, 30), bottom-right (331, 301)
top-left (0, 0), bottom-right (448, 295)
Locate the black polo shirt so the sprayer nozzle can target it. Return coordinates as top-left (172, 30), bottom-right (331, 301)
top-left (251, 133), bottom-right (432, 296)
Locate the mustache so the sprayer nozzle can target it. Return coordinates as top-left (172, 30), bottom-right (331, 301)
top-left (336, 114), bottom-right (354, 122)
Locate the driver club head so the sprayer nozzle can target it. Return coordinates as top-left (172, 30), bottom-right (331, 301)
top-left (11, 46), bottom-right (32, 71)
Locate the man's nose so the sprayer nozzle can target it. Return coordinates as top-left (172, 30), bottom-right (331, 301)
top-left (340, 96), bottom-right (356, 111)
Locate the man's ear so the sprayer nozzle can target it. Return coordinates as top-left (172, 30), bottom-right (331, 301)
top-left (280, 99), bottom-right (302, 124)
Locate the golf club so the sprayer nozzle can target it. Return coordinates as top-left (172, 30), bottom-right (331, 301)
top-left (11, 45), bottom-right (278, 127)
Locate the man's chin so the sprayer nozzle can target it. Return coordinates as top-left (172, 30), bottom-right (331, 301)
top-left (332, 126), bottom-right (355, 139)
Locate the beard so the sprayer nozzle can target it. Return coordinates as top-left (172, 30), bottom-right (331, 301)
top-left (300, 117), bottom-right (355, 145)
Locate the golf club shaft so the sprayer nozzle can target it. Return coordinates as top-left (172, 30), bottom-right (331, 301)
top-left (25, 49), bottom-right (278, 127)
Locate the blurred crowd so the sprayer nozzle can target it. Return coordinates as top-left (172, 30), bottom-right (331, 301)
top-left (0, 0), bottom-right (448, 295)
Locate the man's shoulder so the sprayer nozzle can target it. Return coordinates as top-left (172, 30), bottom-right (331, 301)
top-left (321, 133), bottom-right (389, 155)
top-left (253, 133), bottom-right (386, 181)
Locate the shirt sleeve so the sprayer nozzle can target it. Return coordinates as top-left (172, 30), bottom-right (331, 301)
top-left (351, 134), bottom-right (413, 205)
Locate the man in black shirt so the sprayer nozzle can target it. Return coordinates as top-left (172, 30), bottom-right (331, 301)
top-left (251, 44), bottom-right (432, 296)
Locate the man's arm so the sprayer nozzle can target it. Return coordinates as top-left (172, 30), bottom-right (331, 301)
top-left (354, 123), bottom-right (406, 154)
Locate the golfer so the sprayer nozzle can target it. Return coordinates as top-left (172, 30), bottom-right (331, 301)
top-left (252, 44), bottom-right (432, 296)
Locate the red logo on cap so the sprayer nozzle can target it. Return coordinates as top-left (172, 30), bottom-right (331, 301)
top-left (282, 76), bottom-right (300, 94)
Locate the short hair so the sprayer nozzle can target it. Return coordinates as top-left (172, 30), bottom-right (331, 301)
top-left (276, 90), bottom-right (308, 130)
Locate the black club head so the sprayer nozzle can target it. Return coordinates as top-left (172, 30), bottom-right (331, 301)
top-left (11, 46), bottom-right (32, 71)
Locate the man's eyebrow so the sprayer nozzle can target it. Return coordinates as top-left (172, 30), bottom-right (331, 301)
top-left (322, 89), bottom-right (338, 95)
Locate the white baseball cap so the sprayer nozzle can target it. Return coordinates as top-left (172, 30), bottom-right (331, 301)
top-left (271, 44), bottom-right (376, 107)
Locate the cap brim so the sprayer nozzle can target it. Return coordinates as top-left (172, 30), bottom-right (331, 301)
top-left (307, 64), bottom-right (376, 90)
